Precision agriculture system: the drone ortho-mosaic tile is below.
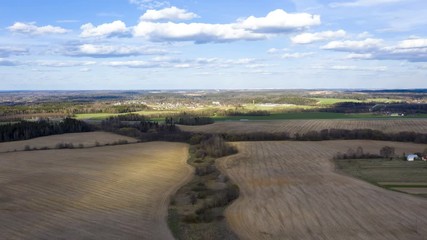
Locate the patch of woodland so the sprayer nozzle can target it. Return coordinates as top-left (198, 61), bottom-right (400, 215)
top-left (0, 118), bottom-right (92, 142)
top-left (168, 135), bottom-right (239, 240)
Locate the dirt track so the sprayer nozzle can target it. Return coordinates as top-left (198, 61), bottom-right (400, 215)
top-left (0, 142), bottom-right (192, 240)
top-left (217, 140), bottom-right (427, 240)
top-left (179, 119), bottom-right (427, 135)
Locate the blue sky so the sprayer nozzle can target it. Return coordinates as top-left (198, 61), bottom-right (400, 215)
top-left (0, 0), bottom-right (426, 90)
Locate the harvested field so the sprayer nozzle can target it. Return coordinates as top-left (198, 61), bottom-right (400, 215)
top-left (0, 131), bottom-right (138, 152)
top-left (0, 142), bottom-right (192, 240)
top-left (217, 140), bottom-right (427, 240)
top-left (179, 119), bottom-right (427, 135)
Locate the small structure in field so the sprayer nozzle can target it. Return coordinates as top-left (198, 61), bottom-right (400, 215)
top-left (406, 154), bottom-right (418, 161)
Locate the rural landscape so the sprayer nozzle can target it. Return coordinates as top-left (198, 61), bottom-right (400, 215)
top-left (0, 89), bottom-right (426, 239)
top-left (2, 0), bottom-right (427, 239)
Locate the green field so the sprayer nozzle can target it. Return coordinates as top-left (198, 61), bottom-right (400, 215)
top-left (335, 158), bottom-right (427, 198)
top-left (75, 111), bottom-right (427, 121)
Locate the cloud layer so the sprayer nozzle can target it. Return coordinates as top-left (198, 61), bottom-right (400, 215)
top-left (134, 9), bottom-right (320, 43)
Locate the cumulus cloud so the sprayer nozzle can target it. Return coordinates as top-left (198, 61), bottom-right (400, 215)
top-left (0, 47), bottom-right (28, 57)
top-left (80, 21), bottom-right (130, 38)
top-left (330, 0), bottom-right (403, 7)
top-left (238, 9), bottom-right (320, 33)
top-left (134, 9), bottom-right (320, 43)
top-left (291, 30), bottom-right (346, 44)
top-left (377, 38), bottom-right (427, 62)
top-left (66, 44), bottom-right (167, 57)
top-left (8, 22), bottom-right (69, 35)
top-left (322, 38), bottom-right (384, 52)
top-left (140, 6), bottom-right (199, 21)
top-left (133, 21), bottom-right (267, 43)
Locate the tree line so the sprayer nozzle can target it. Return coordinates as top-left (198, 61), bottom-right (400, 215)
top-left (215, 128), bottom-right (427, 144)
top-left (0, 118), bottom-right (92, 142)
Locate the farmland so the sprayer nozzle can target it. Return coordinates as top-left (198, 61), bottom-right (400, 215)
top-left (0, 141), bottom-right (192, 240)
top-left (217, 140), bottom-right (427, 240)
top-left (0, 131), bottom-right (138, 153)
top-left (179, 119), bottom-right (427, 135)
top-left (335, 158), bottom-right (427, 198)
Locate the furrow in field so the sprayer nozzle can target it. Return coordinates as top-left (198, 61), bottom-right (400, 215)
top-left (217, 140), bottom-right (427, 240)
top-left (0, 142), bottom-right (192, 240)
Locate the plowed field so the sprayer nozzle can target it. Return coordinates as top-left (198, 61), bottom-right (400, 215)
top-left (217, 140), bottom-right (427, 240)
top-left (0, 142), bottom-right (192, 240)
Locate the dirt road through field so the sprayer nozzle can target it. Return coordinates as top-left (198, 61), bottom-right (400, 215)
top-left (217, 140), bottom-right (427, 240)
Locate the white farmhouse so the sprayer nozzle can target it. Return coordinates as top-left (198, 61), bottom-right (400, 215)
top-left (406, 154), bottom-right (418, 161)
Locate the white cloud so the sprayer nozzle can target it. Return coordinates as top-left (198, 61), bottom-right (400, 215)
top-left (332, 65), bottom-right (387, 71)
top-left (134, 9), bottom-right (320, 43)
top-left (67, 44), bottom-right (167, 57)
top-left (322, 38), bottom-right (384, 52)
top-left (8, 22), bottom-right (69, 35)
top-left (281, 52), bottom-right (314, 58)
top-left (267, 48), bottom-right (289, 54)
top-left (104, 57), bottom-right (258, 69)
top-left (80, 20), bottom-right (130, 38)
top-left (291, 30), bottom-right (346, 44)
top-left (323, 37), bottom-right (427, 62)
top-left (104, 60), bottom-right (161, 68)
top-left (395, 38), bottom-right (427, 49)
top-left (345, 53), bottom-right (373, 59)
top-left (314, 65), bottom-right (387, 71)
top-left (35, 61), bottom-right (96, 67)
top-left (330, 0), bottom-right (403, 7)
top-left (238, 9), bottom-right (320, 33)
top-left (0, 47), bottom-right (28, 57)
top-left (133, 21), bottom-right (267, 43)
top-left (140, 6), bottom-right (199, 21)
top-left (129, 0), bottom-right (170, 10)
top-left (377, 38), bottom-right (427, 62)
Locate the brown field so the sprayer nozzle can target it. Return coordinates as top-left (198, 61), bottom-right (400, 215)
top-left (217, 140), bottom-right (427, 240)
top-left (0, 142), bottom-right (192, 240)
top-left (0, 131), bottom-right (138, 153)
top-left (179, 119), bottom-right (427, 135)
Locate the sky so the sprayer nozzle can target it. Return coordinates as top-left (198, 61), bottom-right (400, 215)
top-left (0, 0), bottom-right (426, 90)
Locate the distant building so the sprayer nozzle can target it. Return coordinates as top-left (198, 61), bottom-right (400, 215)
top-left (406, 154), bottom-right (418, 161)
